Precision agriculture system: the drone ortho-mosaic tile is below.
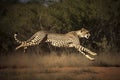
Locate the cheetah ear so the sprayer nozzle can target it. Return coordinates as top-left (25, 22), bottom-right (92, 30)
top-left (81, 28), bottom-right (85, 32)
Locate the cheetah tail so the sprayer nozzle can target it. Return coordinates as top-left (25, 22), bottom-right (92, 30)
top-left (14, 33), bottom-right (23, 44)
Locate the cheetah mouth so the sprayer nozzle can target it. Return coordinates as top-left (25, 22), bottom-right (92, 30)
top-left (86, 36), bottom-right (89, 39)
top-left (85, 34), bottom-right (90, 39)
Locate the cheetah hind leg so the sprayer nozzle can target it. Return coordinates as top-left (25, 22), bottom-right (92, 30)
top-left (23, 47), bottom-right (27, 53)
top-left (15, 44), bottom-right (27, 52)
top-left (15, 44), bottom-right (23, 50)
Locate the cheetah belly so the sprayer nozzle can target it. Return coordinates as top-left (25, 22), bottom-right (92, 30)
top-left (46, 39), bottom-right (69, 47)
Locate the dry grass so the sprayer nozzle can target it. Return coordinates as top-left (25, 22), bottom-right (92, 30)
top-left (0, 51), bottom-right (92, 68)
top-left (0, 51), bottom-right (120, 80)
top-left (0, 51), bottom-right (120, 69)
top-left (93, 52), bottom-right (120, 67)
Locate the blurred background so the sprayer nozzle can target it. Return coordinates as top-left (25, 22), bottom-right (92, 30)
top-left (0, 0), bottom-right (120, 67)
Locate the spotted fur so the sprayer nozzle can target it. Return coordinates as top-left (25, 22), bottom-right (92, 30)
top-left (14, 28), bottom-right (97, 60)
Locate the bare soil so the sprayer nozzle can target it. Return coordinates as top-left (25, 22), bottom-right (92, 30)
top-left (0, 53), bottom-right (120, 80)
top-left (0, 67), bottom-right (120, 80)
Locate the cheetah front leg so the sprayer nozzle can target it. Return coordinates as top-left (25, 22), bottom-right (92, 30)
top-left (74, 45), bottom-right (96, 61)
top-left (76, 44), bottom-right (97, 56)
top-left (84, 47), bottom-right (97, 56)
top-left (78, 49), bottom-right (95, 61)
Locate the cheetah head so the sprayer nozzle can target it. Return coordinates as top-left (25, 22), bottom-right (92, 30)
top-left (76, 28), bottom-right (90, 39)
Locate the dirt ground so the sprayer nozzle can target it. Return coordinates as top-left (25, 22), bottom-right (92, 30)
top-left (0, 67), bottom-right (120, 80)
top-left (0, 53), bottom-right (120, 80)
